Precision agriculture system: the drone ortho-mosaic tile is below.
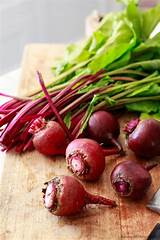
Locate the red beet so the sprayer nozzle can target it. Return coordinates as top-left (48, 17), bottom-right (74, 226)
top-left (66, 138), bottom-right (105, 181)
top-left (32, 119), bottom-right (67, 156)
top-left (110, 160), bottom-right (156, 200)
top-left (42, 175), bottom-right (117, 216)
top-left (87, 111), bottom-right (121, 151)
top-left (128, 119), bottom-right (160, 158)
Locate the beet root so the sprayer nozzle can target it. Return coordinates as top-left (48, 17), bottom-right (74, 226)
top-left (110, 160), bottom-right (153, 200)
top-left (87, 111), bottom-right (120, 143)
top-left (42, 175), bottom-right (117, 216)
top-left (32, 120), bottom-right (67, 156)
top-left (66, 138), bottom-right (105, 181)
top-left (128, 119), bottom-right (160, 158)
top-left (87, 111), bottom-right (122, 153)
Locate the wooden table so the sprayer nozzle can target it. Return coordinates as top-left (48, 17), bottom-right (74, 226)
top-left (0, 44), bottom-right (159, 240)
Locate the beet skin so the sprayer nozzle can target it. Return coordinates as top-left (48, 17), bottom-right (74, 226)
top-left (43, 175), bottom-right (117, 216)
top-left (66, 138), bottom-right (105, 181)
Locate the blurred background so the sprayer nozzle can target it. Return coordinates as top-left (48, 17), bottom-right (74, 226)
top-left (0, 0), bottom-right (159, 75)
top-left (0, 0), bottom-right (122, 75)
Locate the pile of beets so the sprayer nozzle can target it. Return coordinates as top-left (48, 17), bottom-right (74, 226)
top-left (31, 109), bottom-right (160, 216)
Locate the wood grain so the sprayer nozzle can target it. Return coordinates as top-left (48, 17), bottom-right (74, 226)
top-left (0, 44), bottom-right (160, 240)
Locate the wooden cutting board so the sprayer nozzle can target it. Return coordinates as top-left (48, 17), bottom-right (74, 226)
top-left (0, 44), bottom-right (160, 240)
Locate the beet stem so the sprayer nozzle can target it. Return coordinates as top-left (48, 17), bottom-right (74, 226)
top-left (111, 76), bottom-right (135, 82)
top-left (36, 71), bottom-right (72, 140)
top-left (71, 118), bottom-right (83, 139)
top-left (0, 92), bottom-right (30, 101)
top-left (23, 138), bottom-right (34, 152)
top-left (52, 74), bottom-right (91, 103)
top-left (109, 70), bottom-right (148, 77)
top-left (102, 147), bottom-right (121, 156)
top-left (110, 137), bottom-right (122, 152)
top-left (0, 97), bottom-right (45, 145)
top-left (145, 163), bottom-right (158, 171)
top-left (0, 103), bottom-right (26, 128)
top-left (85, 192), bottom-right (117, 207)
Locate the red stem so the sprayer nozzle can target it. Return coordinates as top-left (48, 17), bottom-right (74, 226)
top-left (111, 76), bottom-right (135, 82)
top-left (0, 110), bottom-right (11, 114)
top-left (38, 74), bottom-right (93, 115)
top-left (59, 88), bottom-right (101, 117)
top-left (0, 92), bottom-right (28, 101)
top-left (0, 98), bottom-right (44, 145)
top-left (23, 138), bottom-right (34, 152)
top-left (36, 71), bottom-right (72, 140)
top-left (38, 72), bottom-right (101, 116)
top-left (71, 107), bottom-right (87, 123)
top-left (52, 74), bottom-right (92, 103)
top-left (102, 147), bottom-right (122, 156)
top-left (0, 103), bottom-right (26, 128)
top-left (0, 99), bottom-right (19, 111)
top-left (56, 92), bottom-right (79, 109)
top-left (19, 92), bottom-right (75, 143)
top-left (71, 118), bottom-right (83, 138)
top-left (19, 114), bottom-right (42, 123)
top-left (19, 119), bottom-right (37, 141)
top-left (85, 192), bottom-right (117, 207)
top-left (145, 163), bottom-right (158, 171)
top-left (110, 137), bottom-right (122, 152)
top-left (8, 100), bottom-right (30, 110)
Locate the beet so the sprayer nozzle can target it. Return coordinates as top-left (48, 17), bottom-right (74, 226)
top-left (42, 175), bottom-right (117, 216)
top-left (128, 119), bottom-right (160, 158)
top-left (87, 111), bottom-right (121, 151)
top-left (32, 120), bottom-right (67, 156)
top-left (66, 138), bottom-right (105, 181)
top-left (110, 160), bottom-right (155, 200)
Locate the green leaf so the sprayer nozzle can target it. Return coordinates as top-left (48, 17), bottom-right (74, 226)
top-left (88, 18), bottom-right (137, 73)
top-left (127, 83), bottom-right (160, 97)
top-left (134, 32), bottom-right (160, 52)
top-left (65, 42), bottom-right (91, 64)
top-left (65, 43), bottom-right (77, 58)
top-left (78, 76), bottom-right (112, 94)
top-left (89, 43), bottom-right (129, 73)
top-left (140, 112), bottom-right (160, 121)
top-left (107, 51), bottom-right (131, 71)
top-left (126, 1), bottom-right (142, 41)
top-left (124, 59), bottom-right (160, 71)
top-left (75, 67), bottom-right (91, 77)
top-left (108, 84), bottom-right (125, 97)
top-left (97, 12), bottom-right (120, 38)
top-left (105, 96), bottom-right (116, 106)
top-left (142, 4), bottom-right (160, 39)
top-left (89, 31), bottom-right (107, 52)
top-left (117, 0), bottom-right (138, 6)
top-left (126, 100), bottom-right (160, 113)
top-left (64, 112), bottom-right (72, 129)
top-left (53, 62), bottom-right (73, 76)
top-left (132, 32), bottom-right (160, 61)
